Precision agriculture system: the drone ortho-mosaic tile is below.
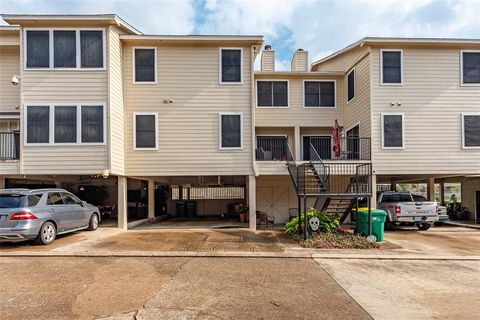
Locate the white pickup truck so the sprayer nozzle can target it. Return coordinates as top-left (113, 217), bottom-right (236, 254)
top-left (377, 192), bottom-right (439, 230)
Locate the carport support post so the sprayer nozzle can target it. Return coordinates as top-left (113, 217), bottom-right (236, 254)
top-left (148, 179), bottom-right (155, 220)
top-left (248, 175), bottom-right (256, 229)
top-left (117, 176), bottom-right (128, 230)
top-left (297, 196), bottom-right (301, 236)
top-left (427, 177), bottom-right (435, 201)
top-left (0, 177), bottom-right (5, 189)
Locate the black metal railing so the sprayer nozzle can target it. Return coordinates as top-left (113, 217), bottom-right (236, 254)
top-left (309, 142), bottom-right (328, 189)
top-left (308, 137), bottom-right (371, 160)
top-left (286, 142), bottom-right (298, 190)
top-left (0, 132), bottom-right (20, 160)
top-left (255, 136), bottom-right (288, 161)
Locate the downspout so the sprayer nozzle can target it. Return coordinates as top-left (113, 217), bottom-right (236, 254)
top-left (251, 45), bottom-right (259, 177)
top-left (19, 26), bottom-right (24, 175)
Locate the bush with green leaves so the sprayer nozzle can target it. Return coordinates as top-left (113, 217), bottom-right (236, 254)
top-left (285, 208), bottom-right (340, 236)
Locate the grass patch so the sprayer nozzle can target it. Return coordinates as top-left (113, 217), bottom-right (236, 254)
top-left (299, 231), bottom-right (379, 249)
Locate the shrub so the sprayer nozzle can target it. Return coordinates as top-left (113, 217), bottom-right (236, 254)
top-left (285, 208), bottom-right (340, 237)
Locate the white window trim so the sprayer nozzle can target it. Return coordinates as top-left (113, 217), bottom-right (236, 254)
top-left (460, 50), bottom-right (480, 87)
top-left (255, 79), bottom-right (290, 108)
top-left (23, 103), bottom-right (106, 146)
top-left (133, 112), bottom-right (159, 150)
top-left (302, 79), bottom-right (337, 108)
top-left (300, 135), bottom-right (333, 160)
top-left (381, 112), bottom-right (405, 150)
top-left (23, 28), bottom-right (106, 71)
top-left (219, 112), bottom-right (244, 150)
top-left (132, 47), bottom-right (158, 85)
top-left (346, 68), bottom-right (355, 103)
top-left (461, 112), bottom-right (480, 149)
top-left (219, 48), bottom-right (244, 85)
top-left (380, 49), bottom-right (403, 86)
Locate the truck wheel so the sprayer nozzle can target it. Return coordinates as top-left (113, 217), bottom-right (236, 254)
top-left (417, 223), bottom-right (432, 231)
top-left (384, 219), bottom-right (395, 231)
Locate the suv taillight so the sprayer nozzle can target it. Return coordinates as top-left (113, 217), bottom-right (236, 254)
top-left (394, 206), bottom-right (401, 214)
top-left (436, 206), bottom-right (440, 214)
top-left (10, 212), bottom-right (38, 220)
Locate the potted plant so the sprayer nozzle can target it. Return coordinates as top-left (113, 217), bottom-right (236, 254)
top-left (235, 203), bottom-right (249, 223)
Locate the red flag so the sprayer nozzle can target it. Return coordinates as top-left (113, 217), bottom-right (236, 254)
top-left (333, 119), bottom-right (341, 158)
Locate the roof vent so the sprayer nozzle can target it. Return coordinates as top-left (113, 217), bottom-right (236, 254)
top-left (264, 45), bottom-right (272, 50)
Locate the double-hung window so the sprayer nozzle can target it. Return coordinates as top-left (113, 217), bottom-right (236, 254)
top-left (134, 113), bottom-right (158, 150)
top-left (25, 29), bottom-right (104, 69)
top-left (257, 81), bottom-right (288, 107)
top-left (462, 113), bottom-right (480, 148)
top-left (25, 105), bottom-right (105, 145)
top-left (219, 113), bottom-right (243, 149)
top-left (304, 81), bottom-right (335, 107)
top-left (133, 47), bottom-right (157, 83)
top-left (220, 48), bottom-right (242, 84)
top-left (381, 50), bottom-right (403, 85)
top-left (381, 113), bottom-right (404, 149)
top-left (461, 51), bottom-right (480, 85)
top-left (347, 69), bottom-right (355, 102)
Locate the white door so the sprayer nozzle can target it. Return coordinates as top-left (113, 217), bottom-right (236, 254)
top-left (257, 186), bottom-right (290, 222)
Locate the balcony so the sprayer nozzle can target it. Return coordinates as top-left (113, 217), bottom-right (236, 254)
top-left (0, 132), bottom-right (20, 160)
top-left (255, 136), bottom-right (371, 161)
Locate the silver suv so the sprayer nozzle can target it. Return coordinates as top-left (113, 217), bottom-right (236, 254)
top-left (0, 188), bottom-right (100, 245)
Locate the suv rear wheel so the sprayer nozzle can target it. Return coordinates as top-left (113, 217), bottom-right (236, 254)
top-left (35, 222), bottom-right (56, 245)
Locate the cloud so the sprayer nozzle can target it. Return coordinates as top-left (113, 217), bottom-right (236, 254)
top-left (0, 0), bottom-right (196, 34)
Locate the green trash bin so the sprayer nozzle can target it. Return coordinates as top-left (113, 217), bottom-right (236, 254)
top-left (355, 209), bottom-right (387, 242)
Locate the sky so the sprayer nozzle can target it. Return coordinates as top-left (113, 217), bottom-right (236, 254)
top-left (1, 0), bottom-right (480, 70)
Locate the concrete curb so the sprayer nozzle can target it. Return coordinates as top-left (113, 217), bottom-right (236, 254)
top-left (443, 221), bottom-right (480, 230)
top-left (2, 251), bottom-right (480, 260)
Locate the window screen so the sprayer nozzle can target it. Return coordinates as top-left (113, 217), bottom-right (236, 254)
top-left (304, 81), bottom-right (335, 107)
top-left (257, 81), bottom-right (288, 107)
top-left (382, 51), bottom-right (402, 84)
top-left (135, 114), bottom-right (157, 148)
top-left (464, 115), bottom-right (480, 147)
top-left (27, 106), bottom-right (50, 143)
top-left (134, 48), bottom-right (156, 82)
top-left (81, 106), bottom-right (104, 143)
top-left (348, 70), bottom-right (355, 101)
top-left (81, 31), bottom-right (103, 68)
top-left (383, 114), bottom-right (403, 147)
top-left (462, 52), bottom-right (480, 84)
top-left (221, 114), bottom-right (242, 148)
top-left (26, 30), bottom-right (50, 68)
top-left (221, 49), bottom-right (241, 82)
top-left (53, 30), bottom-right (76, 68)
top-left (54, 106), bottom-right (77, 143)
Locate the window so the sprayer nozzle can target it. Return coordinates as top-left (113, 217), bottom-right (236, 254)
top-left (47, 192), bottom-right (64, 205)
top-left (80, 31), bottom-right (103, 68)
top-left (381, 50), bottom-right (403, 84)
top-left (25, 28), bottom-right (104, 69)
top-left (461, 51), bottom-right (480, 85)
top-left (220, 113), bottom-right (243, 149)
top-left (26, 30), bottom-right (49, 68)
top-left (53, 30), bottom-right (76, 68)
top-left (257, 81), bottom-right (288, 107)
top-left (304, 81), bottom-right (335, 107)
top-left (220, 48), bottom-right (242, 83)
top-left (26, 106), bottom-right (50, 143)
top-left (81, 105), bottom-right (104, 143)
top-left (382, 113), bottom-right (404, 149)
top-left (27, 195), bottom-right (41, 207)
top-left (54, 106), bottom-right (77, 143)
top-left (134, 113), bottom-right (158, 149)
top-left (61, 192), bottom-right (81, 205)
top-left (347, 69), bottom-right (355, 102)
top-left (25, 104), bottom-right (105, 145)
top-left (462, 113), bottom-right (480, 148)
top-left (133, 48), bottom-right (156, 83)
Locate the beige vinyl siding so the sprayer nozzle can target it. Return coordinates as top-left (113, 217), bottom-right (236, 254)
top-left (0, 30), bottom-right (20, 46)
top-left (21, 55), bottom-right (108, 174)
top-left (124, 44), bottom-right (253, 176)
top-left (291, 51), bottom-right (308, 72)
top-left (254, 76), bottom-right (344, 127)
top-left (313, 46), bottom-right (369, 72)
top-left (0, 161), bottom-right (20, 174)
top-left (342, 54), bottom-right (371, 138)
top-left (371, 47), bottom-right (480, 175)
top-left (108, 26), bottom-right (125, 175)
top-left (0, 46), bottom-right (20, 113)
